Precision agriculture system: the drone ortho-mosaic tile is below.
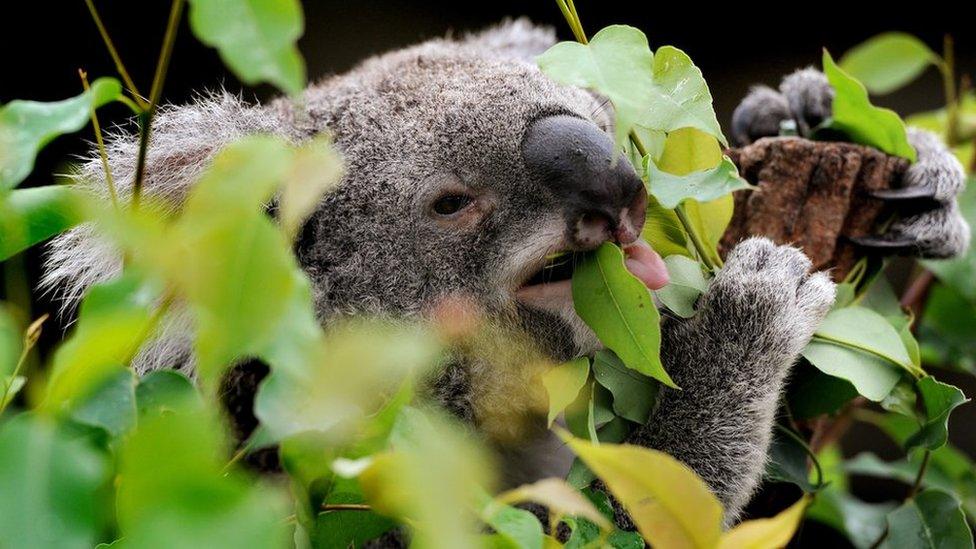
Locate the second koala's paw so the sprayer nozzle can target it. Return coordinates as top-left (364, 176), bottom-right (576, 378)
top-left (705, 238), bottom-right (835, 350)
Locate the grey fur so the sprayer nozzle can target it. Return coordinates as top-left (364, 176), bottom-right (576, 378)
top-left (41, 20), bottom-right (965, 533)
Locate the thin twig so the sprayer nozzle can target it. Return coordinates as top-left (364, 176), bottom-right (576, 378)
top-left (321, 503), bottom-right (372, 512)
top-left (900, 270), bottom-right (935, 324)
top-left (83, 0), bottom-right (147, 107)
top-left (0, 314), bottom-right (48, 413)
top-left (908, 449), bottom-right (932, 498)
top-left (132, 0), bottom-right (185, 208)
top-left (79, 69), bottom-right (120, 210)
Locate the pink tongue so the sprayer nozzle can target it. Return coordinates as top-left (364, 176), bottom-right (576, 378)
top-left (623, 240), bottom-right (669, 290)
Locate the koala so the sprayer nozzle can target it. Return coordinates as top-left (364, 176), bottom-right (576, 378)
top-left (42, 18), bottom-right (968, 532)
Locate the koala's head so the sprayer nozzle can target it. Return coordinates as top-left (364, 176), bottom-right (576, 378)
top-left (286, 19), bottom-right (660, 363)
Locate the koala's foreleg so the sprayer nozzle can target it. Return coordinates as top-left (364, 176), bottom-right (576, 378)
top-left (624, 238), bottom-right (835, 522)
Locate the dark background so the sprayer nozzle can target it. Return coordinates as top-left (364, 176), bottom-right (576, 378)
top-left (3, 2), bottom-right (976, 544)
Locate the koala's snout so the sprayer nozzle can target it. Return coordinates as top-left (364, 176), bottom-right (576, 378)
top-left (521, 115), bottom-right (647, 250)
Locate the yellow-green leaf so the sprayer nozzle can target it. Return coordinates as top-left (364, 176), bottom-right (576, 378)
top-left (497, 477), bottom-right (612, 531)
top-left (542, 358), bottom-right (590, 427)
top-left (718, 495), bottom-right (810, 549)
top-left (561, 433), bottom-right (723, 548)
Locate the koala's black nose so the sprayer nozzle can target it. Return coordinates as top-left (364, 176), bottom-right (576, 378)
top-left (522, 115), bottom-right (647, 250)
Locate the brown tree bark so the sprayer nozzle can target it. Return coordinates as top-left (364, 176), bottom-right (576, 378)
top-left (721, 137), bottom-right (910, 281)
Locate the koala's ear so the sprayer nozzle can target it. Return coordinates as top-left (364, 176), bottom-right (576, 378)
top-left (459, 18), bottom-right (557, 62)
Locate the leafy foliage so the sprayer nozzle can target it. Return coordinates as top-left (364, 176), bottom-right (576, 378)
top-left (1, 5), bottom-right (974, 549)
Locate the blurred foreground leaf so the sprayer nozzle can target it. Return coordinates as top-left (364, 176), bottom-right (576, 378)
top-left (840, 33), bottom-right (940, 95)
top-left (187, 0), bottom-right (306, 94)
top-left (0, 186), bottom-right (84, 260)
top-left (0, 78), bottom-right (121, 188)
top-left (0, 414), bottom-right (110, 549)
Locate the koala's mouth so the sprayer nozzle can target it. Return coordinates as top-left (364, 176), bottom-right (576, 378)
top-left (515, 240), bottom-right (669, 308)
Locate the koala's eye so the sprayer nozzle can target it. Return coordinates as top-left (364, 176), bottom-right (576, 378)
top-left (432, 194), bottom-right (473, 216)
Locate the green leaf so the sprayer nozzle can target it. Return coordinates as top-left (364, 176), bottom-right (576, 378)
top-left (312, 497), bottom-right (396, 549)
top-left (655, 255), bottom-right (707, 318)
top-left (135, 370), bottom-right (200, 418)
top-left (765, 426), bottom-right (819, 492)
top-left (591, 350), bottom-right (658, 424)
top-left (905, 377), bottom-right (969, 452)
top-left (881, 489), bottom-right (972, 549)
top-left (822, 50), bottom-right (917, 161)
top-left (0, 186), bottom-right (84, 260)
top-left (840, 33), bottom-right (940, 95)
top-left (537, 26), bottom-right (725, 147)
top-left (807, 489), bottom-right (895, 549)
top-left (0, 306), bottom-right (20, 377)
top-left (786, 364), bottom-right (859, 419)
top-left (802, 340), bottom-right (901, 401)
top-left (537, 26), bottom-right (655, 147)
top-left (116, 405), bottom-right (290, 548)
top-left (542, 357), bottom-right (590, 427)
top-left (641, 46), bottom-right (726, 145)
top-left (646, 156), bottom-right (752, 209)
top-left (480, 498), bottom-right (545, 549)
top-left (571, 243), bottom-right (674, 387)
top-left (0, 77), bottom-right (121, 189)
top-left (814, 306), bottom-right (918, 373)
top-left (187, 0), bottom-right (306, 95)
top-left (43, 273), bottom-right (160, 414)
top-left (69, 368), bottom-right (137, 439)
top-left (0, 414), bottom-right (111, 549)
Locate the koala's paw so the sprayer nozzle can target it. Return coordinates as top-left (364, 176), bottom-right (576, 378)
top-left (853, 128), bottom-right (971, 259)
top-left (730, 68), bottom-right (833, 146)
top-left (702, 238), bottom-right (835, 355)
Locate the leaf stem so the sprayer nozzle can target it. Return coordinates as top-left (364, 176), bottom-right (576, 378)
top-left (908, 449), bottom-right (931, 498)
top-left (83, 0), bottom-right (147, 108)
top-left (674, 204), bottom-right (717, 271)
top-left (79, 69), bottom-right (120, 211)
top-left (941, 35), bottom-right (959, 146)
top-left (132, 0), bottom-right (185, 208)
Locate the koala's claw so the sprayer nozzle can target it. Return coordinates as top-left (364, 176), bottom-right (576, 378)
top-left (855, 128), bottom-right (970, 259)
